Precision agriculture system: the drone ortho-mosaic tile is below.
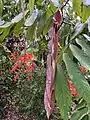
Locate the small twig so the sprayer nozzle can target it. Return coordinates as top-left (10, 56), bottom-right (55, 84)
top-left (61, 0), bottom-right (70, 11)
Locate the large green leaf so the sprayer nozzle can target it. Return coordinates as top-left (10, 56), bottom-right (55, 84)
top-left (71, 108), bottom-right (88, 120)
top-left (70, 45), bottom-right (90, 70)
top-left (25, 9), bottom-right (38, 26)
top-left (45, 5), bottom-right (53, 21)
top-left (0, 0), bottom-right (3, 16)
top-left (71, 23), bottom-right (85, 40)
top-left (81, 5), bottom-right (90, 22)
top-left (0, 25), bottom-right (12, 42)
top-left (63, 53), bottom-right (90, 108)
top-left (43, 16), bottom-right (53, 36)
top-left (14, 19), bottom-right (24, 36)
top-left (26, 22), bottom-right (36, 41)
top-left (55, 65), bottom-right (71, 120)
top-left (37, 12), bottom-right (46, 37)
top-left (11, 10), bottom-right (28, 23)
top-left (51, 0), bottom-right (60, 7)
top-left (72, 0), bottom-right (82, 16)
top-left (29, 0), bottom-right (35, 14)
top-left (76, 38), bottom-right (90, 57)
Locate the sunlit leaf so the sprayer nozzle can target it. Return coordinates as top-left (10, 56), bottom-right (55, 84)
top-left (72, 0), bottom-right (82, 16)
top-left (81, 5), bottom-right (90, 22)
top-left (51, 0), bottom-right (60, 7)
top-left (11, 10), bottom-right (28, 23)
top-left (0, 22), bottom-right (11, 28)
top-left (25, 9), bottom-right (38, 26)
top-left (0, 0), bottom-right (3, 16)
top-left (29, 0), bottom-right (35, 14)
top-left (83, 0), bottom-right (90, 6)
top-left (83, 34), bottom-right (90, 41)
top-left (0, 19), bottom-right (4, 26)
top-left (71, 23), bottom-right (85, 40)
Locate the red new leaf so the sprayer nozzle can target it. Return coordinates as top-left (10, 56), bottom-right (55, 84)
top-left (44, 10), bottom-right (62, 119)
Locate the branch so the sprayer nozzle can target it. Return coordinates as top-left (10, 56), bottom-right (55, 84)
top-left (61, 0), bottom-right (70, 10)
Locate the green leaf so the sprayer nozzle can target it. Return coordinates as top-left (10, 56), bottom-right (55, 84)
top-left (36, 0), bottom-right (44, 6)
top-left (14, 19), bottom-right (24, 36)
top-left (29, 0), bottom-right (35, 14)
top-left (87, 17), bottom-right (90, 32)
top-left (76, 38), bottom-right (90, 57)
top-left (43, 16), bottom-right (53, 36)
top-left (83, 34), bottom-right (90, 41)
top-left (59, 0), bottom-right (64, 3)
top-left (75, 100), bottom-right (86, 111)
top-left (0, 22), bottom-right (11, 28)
top-left (55, 65), bottom-right (71, 120)
top-left (81, 115), bottom-right (89, 120)
top-left (70, 45), bottom-right (90, 70)
top-left (11, 10), bottom-right (28, 23)
top-left (37, 12), bottom-right (46, 37)
top-left (71, 23), bottom-right (85, 40)
top-left (51, 0), bottom-right (60, 7)
top-left (0, 25), bottom-right (12, 42)
top-left (49, 2), bottom-right (57, 13)
top-left (45, 5), bottom-right (53, 21)
top-left (72, 0), bottom-right (82, 16)
top-left (83, 0), bottom-right (90, 6)
top-left (71, 108), bottom-right (88, 120)
top-left (63, 53), bottom-right (90, 108)
top-left (25, 9), bottom-right (38, 26)
top-left (0, 0), bottom-right (3, 16)
top-left (81, 5), bottom-right (90, 22)
top-left (26, 22), bottom-right (36, 41)
top-left (0, 19), bottom-right (4, 26)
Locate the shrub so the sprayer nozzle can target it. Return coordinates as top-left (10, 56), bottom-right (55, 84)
top-left (17, 67), bottom-right (46, 119)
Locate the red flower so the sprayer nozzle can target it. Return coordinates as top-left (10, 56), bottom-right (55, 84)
top-left (80, 66), bottom-right (87, 75)
top-left (9, 52), bottom-right (15, 60)
top-left (68, 78), bottom-right (78, 96)
top-left (14, 72), bottom-right (20, 83)
top-left (31, 62), bottom-right (36, 67)
top-left (26, 53), bottom-right (34, 60)
top-left (11, 63), bottom-right (20, 72)
top-left (9, 52), bottom-right (36, 84)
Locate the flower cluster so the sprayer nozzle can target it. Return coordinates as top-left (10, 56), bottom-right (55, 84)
top-left (9, 52), bottom-right (36, 84)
